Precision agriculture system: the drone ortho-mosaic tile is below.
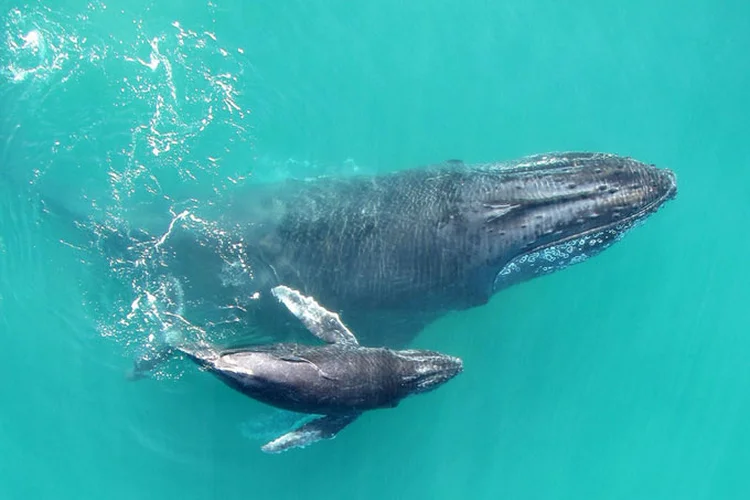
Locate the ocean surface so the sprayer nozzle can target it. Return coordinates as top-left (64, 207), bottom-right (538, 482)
top-left (1, 1), bottom-right (749, 498)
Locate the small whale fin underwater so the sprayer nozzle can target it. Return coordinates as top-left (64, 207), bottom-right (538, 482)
top-left (146, 285), bottom-right (463, 453)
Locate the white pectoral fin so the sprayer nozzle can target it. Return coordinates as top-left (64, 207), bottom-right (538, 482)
top-left (270, 285), bottom-right (359, 346)
top-left (260, 413), bottom-right (361, 454)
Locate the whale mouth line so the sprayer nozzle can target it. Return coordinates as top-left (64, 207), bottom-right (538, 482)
top-left (490, 168), bottom-right (677, 292)
top-left (532, 185), bottom-right (675, 257)
top-left (525, 173), bottom-right (676, 259)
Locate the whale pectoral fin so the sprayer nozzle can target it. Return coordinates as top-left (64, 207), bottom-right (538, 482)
top-left (270, 285), bottom-right (359, 346)
top-left (260, 413), bottom-right (361, 454)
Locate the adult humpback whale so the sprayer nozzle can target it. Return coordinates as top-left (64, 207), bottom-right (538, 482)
top-left (75, 151), bottom-right (676, 360)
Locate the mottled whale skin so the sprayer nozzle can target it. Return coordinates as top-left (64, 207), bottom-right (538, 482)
top-left (100, 151), bottom-right (676, 351)
top-left (170, 285), bottom-right (463, 453)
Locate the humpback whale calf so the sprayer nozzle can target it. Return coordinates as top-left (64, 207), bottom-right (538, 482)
top-left (161, 285), bottom-right (463, 453)
top-left (51, 151), bottom-right (676, 363)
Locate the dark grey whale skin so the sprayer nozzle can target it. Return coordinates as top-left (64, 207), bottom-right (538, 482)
top-left (154, 285), bottom-right (464, 454)
top-left (181, 342), bottom-right (463, 416)
top-left (71, 151), bottom-right (678, 350)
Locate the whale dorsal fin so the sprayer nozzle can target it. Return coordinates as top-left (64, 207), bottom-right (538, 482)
top-left (271, 285), bottom-right (359, 346)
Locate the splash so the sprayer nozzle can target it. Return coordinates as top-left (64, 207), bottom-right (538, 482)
top-left (1, 4), bottom-right (259, 377)
top-left (1, 7), bottom-right (72, 83)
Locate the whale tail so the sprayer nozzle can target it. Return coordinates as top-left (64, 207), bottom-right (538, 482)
top-left (124, 275), bottom-right (190, 381)
top-left (125, 345), bottom-right (176, 381)
top-left (126, 330), bottom-right (222, 380)
top-left (125, 324), bottom-right (188, 381)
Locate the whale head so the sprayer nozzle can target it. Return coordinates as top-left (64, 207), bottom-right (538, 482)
top-left (393, 349), bottom-right (464, 395)
top-left (449, 152), bottom-right (677, 301)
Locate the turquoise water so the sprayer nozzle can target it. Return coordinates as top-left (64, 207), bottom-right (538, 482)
top-left (1, 0), bottom-right (749, 498)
